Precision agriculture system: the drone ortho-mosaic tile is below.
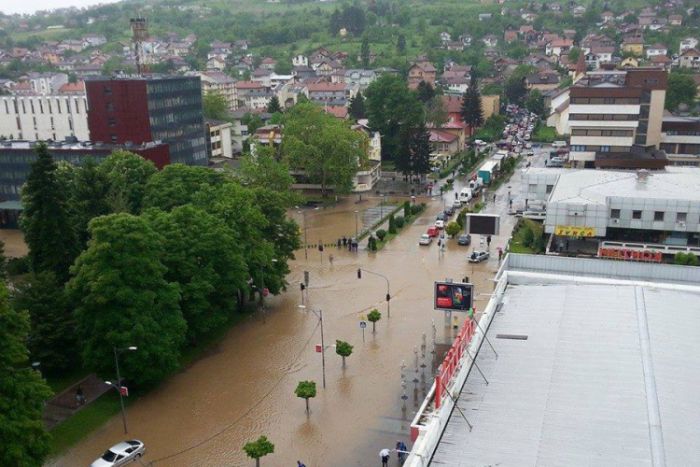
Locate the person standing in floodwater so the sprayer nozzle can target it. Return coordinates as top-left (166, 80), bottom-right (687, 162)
top-left (379, 448), bottom-right (391, 466)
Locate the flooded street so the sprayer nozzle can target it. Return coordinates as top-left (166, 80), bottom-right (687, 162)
top-left (47, 151), bottom-right (543, 466)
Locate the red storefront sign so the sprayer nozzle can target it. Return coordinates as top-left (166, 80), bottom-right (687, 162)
top-left (598, 248), bottom-right (663, 263)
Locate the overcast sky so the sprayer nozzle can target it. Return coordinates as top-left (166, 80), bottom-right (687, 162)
top-left (1, 0), bottom-right (121, 15)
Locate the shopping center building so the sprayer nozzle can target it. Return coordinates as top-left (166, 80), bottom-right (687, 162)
top-left (406, 254), bottom-right (700, 466)
top-left (521, 167), bottom-right (700, 260)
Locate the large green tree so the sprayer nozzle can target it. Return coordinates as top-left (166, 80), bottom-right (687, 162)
top-left (504, 65), bottom-right (534, 104)
top-left (12, 271), bottom-right (76, 374)
top-left (461, 75), bottom-right (484, 138)
top-left (145, 206), bottom-right (248, 342)
top-left (143, 164), bottom-right (226, 212)
top-left (525, 89), bottom-right (546, 118)
top-left (203, 91), bottom-right (229, 120)
top-left (360, 35), bottom-right (370, 68)
top-left (365, 75), bottom-right (424, 162)
top-left (70, 158), bottom-right (111, 247)
top-left (666, 72), bottom-right (698, 111)
top-left (68, 213), bottom-right (186, 386)
top-left (348, 91), bottom-right (366, 120)
top-left (267, 96), bottom-right (282, 114)
top-left (0, 281), bottom-right (52, 467)
top-left (98, 151), bottom-right (157, 214)
top-left (282, 103), bottom-right (366, 196)
top-left (238, 146), bottom-right (294, 194)
top-left (406, 122), bottom-right (432, 177)
top-left (20, 143), bottom-right (78, 280)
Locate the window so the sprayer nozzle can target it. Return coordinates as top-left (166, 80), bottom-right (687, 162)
top-left (677, 212), bottom-right (687, 223)
top-left (104, 86), bottom-right (112, 95)
top-left (571, 145), bottom-right (586, 152)
top-left (110, 134), bottom-right (118, 143)
top-left (106, 102), bottom-right (114, 112)
top-left (108, 117), bottom-right (117, 127)
top-left (611, 209), bottom-right (620, 219)
top-left (546, 184), bottom-right (554, 194)
top-left (599, 146), bottom-right (610, 152)
top-left (653, 211), bottom-right (664, 222)
top-left (528, 184), bottom-right (537, 192)
top-left (632, 210), bottom-right (642, 220)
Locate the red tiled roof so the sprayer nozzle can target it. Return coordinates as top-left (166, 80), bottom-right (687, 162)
top-left (429, 129), bottom-right (458, 143)
top-left (58, 81), bottom-right (84, 93)
top-left (306, 82), bottom-right (345, 92)
top-left (650, 55), bottom-right (671, 63)
top-left (323, 106), bottom-right (348, 119)
top-left (236, 81), bottom-right (265, 89)
top-left (441, 95), bottom-right (463, 114)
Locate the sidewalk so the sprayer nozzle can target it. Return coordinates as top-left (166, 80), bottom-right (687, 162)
top-left (43, 374), bottom-right (111, 430)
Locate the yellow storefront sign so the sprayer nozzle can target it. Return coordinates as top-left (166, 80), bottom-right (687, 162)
top-left (554, 225), bottom-right (596, 237)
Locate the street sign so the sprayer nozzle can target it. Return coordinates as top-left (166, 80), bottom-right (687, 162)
top-left (315, 344), bottom-right (322, 353)
top-left (304, 270), bottom-right (309, 286)
top-left (359, 321), bottom-right (367, 329)
top-left (119, 386), bottom-right (129, 397)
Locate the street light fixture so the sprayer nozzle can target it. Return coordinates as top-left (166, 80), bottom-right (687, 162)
top-left (111, 345), bottom-right (137, 434)
top-left (298, 305), bottom-right (326, 389)
top-left (357, 268), bottom-right (391, 318)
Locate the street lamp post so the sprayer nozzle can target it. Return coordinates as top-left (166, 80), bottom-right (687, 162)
top-left (357, 268), bottom-right (391, 318)
top-left (111, 345), bottom-right (137, 434)
top-left (298, 305), bottom-right (326, 389)
top-left (354, 210), bottom-right (359, 239)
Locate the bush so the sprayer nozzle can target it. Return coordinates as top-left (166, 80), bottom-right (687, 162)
top-left (375, 229), bottom-right (387, 241)
top-left (675, 252), bottom-right (699, 265)
top-left (411, 204), bottom-right (424, 215)
top-left (522, 226), bottom-right (534, 247)
top-left (6, 256), bottom-right (30, 276)
top-left (388, 214), bottom-right (397, 234)
top-left (403, 201), bottom-right (410, 218)
top-left (367, 235), bottom-right (377, 251)
top-left (394, 216), bottom-right (405, 228)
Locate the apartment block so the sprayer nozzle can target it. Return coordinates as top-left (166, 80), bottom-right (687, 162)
top-left (568, 69), bottom-right (667, 169)
top-left (0, 94), bottom-right (89, 141)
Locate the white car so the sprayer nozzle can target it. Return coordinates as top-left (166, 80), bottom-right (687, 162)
top-left (419, 234), bottom-right (432, 246)
top-left (91, 440), bottom-right (145, 467)
top-left (435, 220), bottom-right (445, 229)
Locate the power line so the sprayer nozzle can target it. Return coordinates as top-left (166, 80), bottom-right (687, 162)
top-left (148, 320), bottom-right (321, 466)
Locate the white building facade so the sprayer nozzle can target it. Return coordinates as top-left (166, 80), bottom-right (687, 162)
top-left (0, 94), bottom-right (89, 141)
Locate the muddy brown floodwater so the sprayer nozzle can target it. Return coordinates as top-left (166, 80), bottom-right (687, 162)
top-left (47, 155), bottom-right (536, 467)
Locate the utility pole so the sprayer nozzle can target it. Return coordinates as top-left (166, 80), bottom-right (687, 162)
top-left (110, 346), bottom-right (137, 434)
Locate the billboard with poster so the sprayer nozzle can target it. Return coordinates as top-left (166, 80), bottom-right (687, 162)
top-left (434, 282), bottom-right (473, 312)
top-left (466, 213), bottom-right (500, 235)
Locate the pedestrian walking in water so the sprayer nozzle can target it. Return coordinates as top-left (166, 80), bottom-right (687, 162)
top-left (380, 448), bottom-right (391, 466)
top-left (486, 235), bottom-right (491, 249)
top-left (498, 247), bottom-right (503, 261)
top-left (297, 461), bottom-right (306, 467)
top-left (493, 194), bottom-right (496, 203)
top-left (396, 440), bottom-right (408, 464)
top-left (337, 238), bottom-right (341, 248)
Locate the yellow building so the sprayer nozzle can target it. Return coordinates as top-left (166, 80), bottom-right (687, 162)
top-left (481, 94), bottom-right (500, 120)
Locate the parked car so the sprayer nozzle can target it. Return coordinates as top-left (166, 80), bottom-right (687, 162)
top-left (436, 212), bottom-right (446, 221)
top-left (419, 234), bottom-right (432, 246)
top-left (426, 226), bottom-right (439, 237)
top-left (452, 199), bottom-right (462, 208)
top-left (546, 157), bottom-right (565, 168)
top-left (468, 250), bottom-right (490, 263)
top-left (444, 207), bottom-right (455, 216)
top-left (457, 234), bottom-right (472, 246)
top-left (91, 440), bottom-right (145, 467)
top-left (435, 219), bottom-right (445, 229)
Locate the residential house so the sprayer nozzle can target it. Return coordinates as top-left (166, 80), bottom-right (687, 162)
top-left (81, 34), bottom-right (107, 48)
top-left (235, 81), bottom-right (273, 109)
top-left (680, 38), bottom-right (699, 54)
top-left (207, 56), bottom-right (227, 71)
top-left (504, 30), bottom-right (518, 43)
top-left (649, 54), bottom-right (672, 70)
top-left (194, 70), bottom-right (237, 112)
top-left (546, 39), bottom-right (573, 57)
top-left (260, 57), bottom-right (277, 71)
top-left (350, 121), bottom-right (381, 192)
top-left (25, 72), bottom-right (68, 94)
top-left (292, 66), bottom-right (316, 80)
top-left (343, 69), bottom-right (376, 89)
top-left (589, 46), bottom-right (615, 67)
top-left (525, 71), bottom-right (560, 91)
top-left (292, 55), bottom-right (308, 67)
top-left (637, 8), bottom-right (657, 28)
top-left (440, 31), bottom-right (452, 44)
top-left (482, 34), bottom-right (498, 48)
top-left (646, 44), bottom-right (668, 59)
top-left (305, 82), bottom-right (347, 105)
top-left (446, 42), bottom-right (464, 51)
top-left (679, 49), bottom-right (700, 70)
top-left (323, 106), bottom-right (348, 119)
top-left (572, 5), bottom-right (586, 17)
top-left (407, 59), bottom-right (437, 90)
top-left (601, 11), bottom-right (615, 23)
top-left (459, 34), bottom-right (473, 47)
top-left (668, 15), bottom-right (683, 26)
top-left (620, 56), bottom-right (639, 68)
top-left (521, 12), bottom-right (537, 22)
top-left (478, 13), bottom-right (492, 21)
top-left (429, 130), bottom-right (460, 160)
top-left (621, 36), bottom-right (644, 56)
top-left (205, 119), bottom-right (233, 159)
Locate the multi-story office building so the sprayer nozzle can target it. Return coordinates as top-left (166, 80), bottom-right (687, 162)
top-left (0, 94), bottom-right (90, 141)
top-left (0, 139), bottom-right (169, 204)
top-left (660, 116), bottom-right (700, 166)
top-left (568, 69), bottom-right (667, 169)
top-left (191, 70), bottom-right (237, 112)
top-left (86, 76), bottom-right (207, 166)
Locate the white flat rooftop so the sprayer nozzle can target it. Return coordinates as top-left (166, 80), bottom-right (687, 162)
top-left (546, 167), bottom-right (700, 205)
top-left (431, 277), bottom-right (700, 466)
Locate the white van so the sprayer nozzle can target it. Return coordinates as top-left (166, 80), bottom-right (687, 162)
top-left (459, 188), bottom-right (472, 202)
top-left (552, 140), bottom-right (567, 149)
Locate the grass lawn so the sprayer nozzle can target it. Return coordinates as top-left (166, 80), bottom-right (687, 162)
top-left (49, 392), bottom-right (122, 456)
top-left (532, 122), bottom-right (560, 143)
top-left (46, 369), bottom-right (91, 395)
top-left (509, 218), bottom-right (544, 254)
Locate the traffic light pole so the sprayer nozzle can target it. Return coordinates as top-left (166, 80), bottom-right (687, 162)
top-left (113, 347), bottom-right (128, 434)
top-left (357, 268), bottom-right (391, 318)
